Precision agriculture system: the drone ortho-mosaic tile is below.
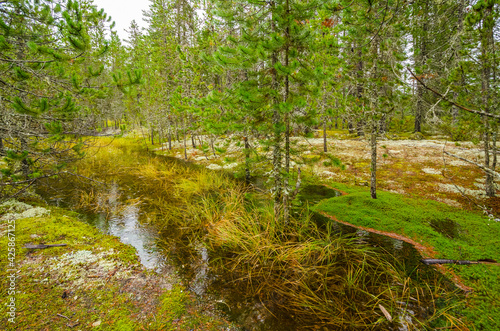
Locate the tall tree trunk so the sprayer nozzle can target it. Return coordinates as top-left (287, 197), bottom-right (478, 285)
top-left (414, 0), bottom-right (428, 133)
top-left (244, 135), bottom-right (251, 184)
top-left (270, 2), bottom-right (282, 221)
top-left (168, 124), bottom-right (172, 150)
top-left (20, 137), bottom-right (30, 179)
top-left (183, 119), bottom-right (187, 160)
top-left (452, 1), bottom-right (466, 125)
top-left (323, 116), bottom-right (328, 153)
top-left (283, 0), bottom-right (292, 224)
top-left (191, 133), bottom-right (196, 149)
top-left (482, 4), bottom-right (495, 197)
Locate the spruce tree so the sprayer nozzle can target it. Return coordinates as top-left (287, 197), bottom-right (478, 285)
top-left (204, 0), bottom-right (333, 221)
top-left (0, 0), bottom-right (116, 199)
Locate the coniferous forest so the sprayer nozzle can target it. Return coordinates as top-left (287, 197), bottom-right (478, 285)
top-left (1, 0), bottom-right (500, 330)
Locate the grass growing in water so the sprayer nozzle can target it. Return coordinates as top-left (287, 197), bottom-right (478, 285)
top-left (204, 192), bottom-right (464, 329)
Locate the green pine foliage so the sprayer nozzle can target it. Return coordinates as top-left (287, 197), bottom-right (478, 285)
top-left (0, 0), bottom-right (121, 199)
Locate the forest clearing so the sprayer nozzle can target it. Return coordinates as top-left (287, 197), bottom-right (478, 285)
top-left (2, 0), bottom-right (500, 330)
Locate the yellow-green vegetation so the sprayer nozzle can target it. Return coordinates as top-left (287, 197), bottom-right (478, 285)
top-left (314, 183), bottom-right (500, 330)
top-left (68, 137), bottom-right (242, 231)
top-left (0, 199), bottom-right (233, 330)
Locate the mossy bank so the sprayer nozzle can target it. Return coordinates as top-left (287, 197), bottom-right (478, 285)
top-left (0, 199), bottom-right (234, 330)
top-left (314, 183), bottom-right (500, 330)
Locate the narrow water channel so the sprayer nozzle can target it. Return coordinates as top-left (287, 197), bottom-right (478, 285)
top-left (37, 146), bottom-right (458, 330)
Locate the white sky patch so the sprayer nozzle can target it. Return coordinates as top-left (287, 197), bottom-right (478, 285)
top-left (92, 0), bottom-right (149, 41)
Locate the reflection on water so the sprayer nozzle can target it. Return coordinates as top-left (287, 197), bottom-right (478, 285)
top-left (93, 205), bottom-right (166, 270)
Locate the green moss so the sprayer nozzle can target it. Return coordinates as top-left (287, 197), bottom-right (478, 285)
top-left (302, 154), bottom-right (321, 164)
top-left (314, 187), bottom-right (500, 330)
top-left (158, 285), bottom-right (188, 322)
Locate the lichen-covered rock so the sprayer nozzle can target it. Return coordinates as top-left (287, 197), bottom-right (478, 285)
top-left (207, 164), bottom-right (223, 170)
top-left (1, 205), bottom-right (50, 222)
top-left (0, 199), bottom-right (33, 214)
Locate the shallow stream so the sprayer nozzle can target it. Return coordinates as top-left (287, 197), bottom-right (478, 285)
top-left (37, 147), bottom-right (457, 330)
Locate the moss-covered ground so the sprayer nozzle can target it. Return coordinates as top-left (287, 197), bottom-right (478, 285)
top-left (313, 183), bottom-right (500, 330)
top-left (0, 199), bottom-right (234, 331)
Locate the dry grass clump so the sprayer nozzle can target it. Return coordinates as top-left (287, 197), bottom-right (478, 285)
top-left (204, 194), bottom-right (464, 329)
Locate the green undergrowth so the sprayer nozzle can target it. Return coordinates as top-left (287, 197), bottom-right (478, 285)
top-left (0, 199), bottom-right (233, 330)
top-left (314, 184), bottom-right (500, 330)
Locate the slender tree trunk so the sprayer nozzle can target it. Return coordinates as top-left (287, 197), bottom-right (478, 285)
top-left (244, 135), bottom-right (250, 184)
top-left (323, 116), bottom-right (327, 153)
top-left (482, 5), bottom-right (495, 197)
top-left (183, 119), bottom-right (187, 160)
top-left (168, 125), bottom-right (172, 150)
top-left (414, 0), bottom-right (428, 133)
top-left (191, 133), bottom-right (196, 149)
top-left (452, 1), bottom-right (465, 126)
top-left (370, 120), bottom-right (377, 199)
top-left (210, 135), bottom-right (217, 157)
top-left (493, 128), bottom-right (498, 172)
top-left (271, 2), bottom-right (282, 221)
top-left (20, 137), bottom-right (30, 179)
top-left (283, 0), bottom-right (293, 224)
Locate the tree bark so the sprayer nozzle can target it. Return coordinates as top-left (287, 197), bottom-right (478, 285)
top-left (414, 0), bottom-right (428, 133)
top-left (244, 136), bottom-right (250, 184)
top-left (271, 1), bottom-right (282, 221)
top-left (482, 4), bottom-right (495, 197)
top-left (183, 119), bottom-right (187, 160)
top-left (370, 121), bottom-right (377, 199)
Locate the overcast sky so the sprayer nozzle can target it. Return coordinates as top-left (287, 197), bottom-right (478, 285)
top-left (92, 0), bottom-right (149, 41)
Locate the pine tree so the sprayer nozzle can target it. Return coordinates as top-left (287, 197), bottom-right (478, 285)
top-left (204, 0), bottom-right (333, 221)
top-left (0, 0), bottom-right (114, 199)
top-left (460, 0), bottom-right (499, 197)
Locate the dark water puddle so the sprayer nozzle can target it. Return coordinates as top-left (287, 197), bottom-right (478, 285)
top-left (42, 181), bottom-right (168, 271)
top-left (430, 218), bottom-right (462, 239)
top-left (297, 184), bottom-right (342, 205)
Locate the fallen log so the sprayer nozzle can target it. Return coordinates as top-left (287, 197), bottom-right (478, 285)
top-left (422, 258), bottom-right (499, 266)
top-left (24, 243), bottom-right (67, 249)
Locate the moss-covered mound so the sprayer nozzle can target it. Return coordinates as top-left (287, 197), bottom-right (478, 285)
top-left (314, 184), bottom-right (500, 330)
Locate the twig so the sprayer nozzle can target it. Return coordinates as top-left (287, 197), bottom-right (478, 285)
top-left (443, 151), bottom-right (500, 179)
top-left (24, 243), bottom-right (67, 249)
top-left (57, 313), bottom-right (70, 320)
top-left (407, 68), bottom-right (500, 120)
top-left (67, 320), bottom-right (80, 328)
top-left (422, 258), bottom-right (500, 266)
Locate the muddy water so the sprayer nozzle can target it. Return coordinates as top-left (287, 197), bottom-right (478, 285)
top-left (37, 151), bottom-right (456, 330)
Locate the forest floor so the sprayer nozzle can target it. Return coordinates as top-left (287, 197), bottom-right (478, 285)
top-left (0, 199), bottom-right (235, 331)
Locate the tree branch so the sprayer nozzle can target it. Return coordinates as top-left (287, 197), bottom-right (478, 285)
top-left (444, 151), bottom-right (500, 179)
top-left (406, 67), bottom-right (500, 120)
